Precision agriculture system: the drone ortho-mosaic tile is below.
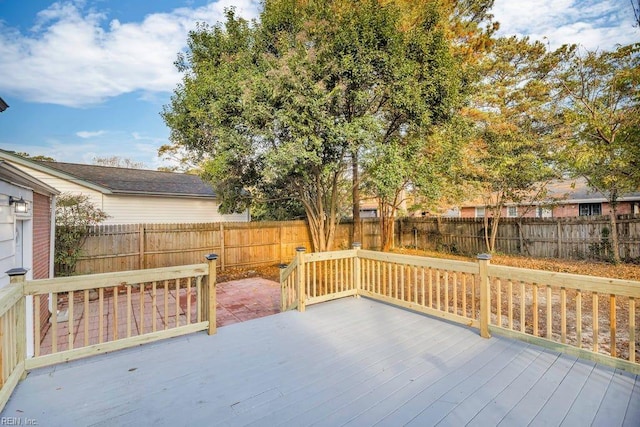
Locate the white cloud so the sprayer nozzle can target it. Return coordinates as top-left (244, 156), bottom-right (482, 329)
top-left (491, 0), bottom-right (637, 50)
top-left (76, 130), bottom-right (106, 138)
top-left (0, 1), bottom-right (261, 107)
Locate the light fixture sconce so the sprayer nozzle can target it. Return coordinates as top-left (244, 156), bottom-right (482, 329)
top-left (9, 196), bottom-right (28, 214)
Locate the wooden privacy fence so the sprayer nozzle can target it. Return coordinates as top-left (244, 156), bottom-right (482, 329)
top-left (74, 220), bottom-right (382, 275)
top-left (74, 215), bottom-right (640, 275)
top-left (399, 215), bottom-right (640, 261)
top-left (281, 247), bottom-right (640, 374)
top-left (0, 257), bottom-right (218, 412)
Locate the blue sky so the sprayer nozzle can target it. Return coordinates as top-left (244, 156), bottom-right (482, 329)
top-left (0, 0), bottom-right (636, 169)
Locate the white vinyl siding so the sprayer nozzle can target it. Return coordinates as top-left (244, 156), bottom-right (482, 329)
top-left (11, 164), bottom-right (249, 225)
top-left (101, 195), bottom-right (248, 224)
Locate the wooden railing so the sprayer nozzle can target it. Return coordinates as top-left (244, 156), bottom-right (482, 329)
top-left (485, 262), bottom-right (638, 366)
top-left (0, 255), bottom-right (218, 411)
top-left (0, 272), bottom-right (27, 412)
top-left (281, 246), bottom-right (640, 374)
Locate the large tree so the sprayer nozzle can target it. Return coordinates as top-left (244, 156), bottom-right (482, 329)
top-left (467, 36), bottom-right (568, 253)
top-left (163, 1), bottom-right (462, 252)
top-left (556, 43), bottom-right (640, 263)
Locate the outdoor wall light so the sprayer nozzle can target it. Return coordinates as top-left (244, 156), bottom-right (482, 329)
top-left (9, 196), bottom-right (28, 214)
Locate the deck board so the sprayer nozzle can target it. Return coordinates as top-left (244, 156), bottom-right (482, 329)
top-left (2, 297), bottom-right (639, 426)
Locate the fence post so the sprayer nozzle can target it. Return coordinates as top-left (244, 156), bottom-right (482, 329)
top-left (296, 247), bottom-right (306, 312)
top-left (205, 254), bottom-right (218, 335)
top-left (477, 254), bottom-right (492, 339)
top-left (7, 268), bottom-right (27, 378)
top-left (352, 242), bottom-right (361, 297)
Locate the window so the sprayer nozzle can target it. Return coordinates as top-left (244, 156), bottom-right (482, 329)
top-left (579, 203), bottom-right (601, 216)
top-left (536, 207), bottom-right (552, 218)
top-left (506, 206), bottom-right (517, 218)
top-left (475, 207), bottom-right (485, 218)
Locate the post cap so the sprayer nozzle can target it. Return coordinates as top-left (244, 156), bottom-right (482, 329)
top-left (352, 242), bottom-right (362, 248)
top-left (205, 254), bottom-right (219, 261)
top-left (278, 263), bottom-right (288, 269)
top-left (476, 253), bottom-right (492, 260)
top-left (295, 246), bottom-right (306, 252)
top-left (5, 267), bottom-right (28, 276)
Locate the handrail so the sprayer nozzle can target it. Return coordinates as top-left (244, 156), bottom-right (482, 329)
top-left (280, 249), bottom-right (640, 374)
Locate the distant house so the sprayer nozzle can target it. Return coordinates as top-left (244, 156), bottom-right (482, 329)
top-left (1, 160), bottom-right (58, 356)
top-left (459, 178), bottom-right (640, 219)
top-left (0, 97), bottom-right (8, 112)
top-left (0, 150), bottom-right (249, 225)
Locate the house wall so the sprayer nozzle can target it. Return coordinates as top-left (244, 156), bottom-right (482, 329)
top-left (13, 163), bottom-right (249, 225)
top-left (101, 195), bottom-right (248, 224)
top-left (0, 184), bottom-right (34, 287)
top-left (461, 201), bottom-right (638, 219)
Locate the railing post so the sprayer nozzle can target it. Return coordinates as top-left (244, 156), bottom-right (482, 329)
top-left (205, 254), bottom-right (218, 335)
top-left (296, 247), bottom-right (306, 312)
top-left (352, 242), bottom-right (361, 297)
top-left (278, 263), bottom-right (288, 312)
top-left (477, 254), bottom-right (492, 339)
top-left (7, 268), bottom-right (28, 378)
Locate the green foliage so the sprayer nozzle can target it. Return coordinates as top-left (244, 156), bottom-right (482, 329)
top-left (162, 2), bottom-right (463, 251)
top-left (55, 193), bottom-right (108, 276)
top-left (556, 42), bottom-right (640, 263)
top-left (466, 36), bottom-right (567, 252)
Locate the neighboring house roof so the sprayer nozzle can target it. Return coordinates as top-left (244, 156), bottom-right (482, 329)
top-left (0, 161), bottom-right (59, 196)
top-left (0, 149), bottom-right (216, 198)
top-left (0, 97), bottom-right (8, 112)
top-left (460, 178), bottom-right (640, 208)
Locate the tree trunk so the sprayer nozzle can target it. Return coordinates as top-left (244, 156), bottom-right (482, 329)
top-left (352, 149), bottom-right (361, 244)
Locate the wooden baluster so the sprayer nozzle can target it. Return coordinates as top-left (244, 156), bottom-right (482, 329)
top-left (508, 280), bottom-right (513, 330)
top-left (195, 276), bottom-right (203, 322)
top-left (520, 282), bottom-right (525, 333)
top-left (609, 294), bottom-right (616, 357)
top-left (113, 286), bottom-right (119, 340)
top-left (34, 295), bottom-right (41, 357)
top-left (421, 267), bottom-right (425, 307)
top-left (453, 272), bottom-right (458, 316)
top-left (496, 279), bottom-right (501, 327)
top-left (413, 266), bottom-right (418, 304)
top-left (630, 297), bottom-right (636, 363)
top-left (187, 277), bottom-right (192, 325)
top-left (592, 292), bottom-right (598, 353)
top-left (98, 288), bottom-right (104, 343)
top-left (546, 285), bottom-right (553, 339)
top-left (561, 288), bottom-right (566, 344)
top-left (52, 292), bottom-right (58, 353)
top-left (576, 290), bottom-right (582, 348)
top-left (444, 272), bottom-right (450, 313)
top-left (83, 290), bottom-right (89, 347)
top-left (153, 281), bottom-right (159, 330)
top-left (462, 274), bottom-right (467, 317)
top-left (140, 283), bottom-right (146, 334)
top-left (532, 283), bottom-right (538, 336)
top-left (68, 291), bottom-right (74, 350)
top-left (126, 285), bottom-right (132, 338)
top-left (436, 270), bottom-right (441, 311)
top-left (164, 280), bottom-right (169, 330)
top-left (175, 279), bottom-right (181, 327)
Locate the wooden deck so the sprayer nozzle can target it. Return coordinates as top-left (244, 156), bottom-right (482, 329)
top-left (3, 297), bottom-right (639, 426)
